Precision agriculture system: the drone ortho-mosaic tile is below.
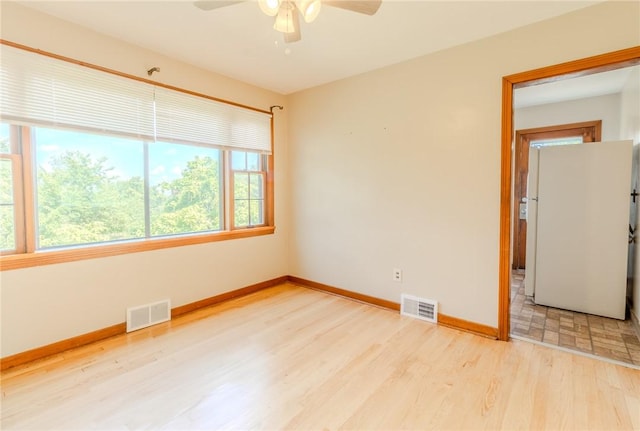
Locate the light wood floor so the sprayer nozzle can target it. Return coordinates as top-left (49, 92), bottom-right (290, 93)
top-left (2, 283), bottom-right (639, 430)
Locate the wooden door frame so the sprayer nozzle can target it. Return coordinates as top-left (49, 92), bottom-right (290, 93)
top-left (498, 46), bottom-right (640, 341)
top-left (512, 120), bottom-right (602, 270)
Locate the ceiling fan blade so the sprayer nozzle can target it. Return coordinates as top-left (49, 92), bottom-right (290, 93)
top-left (194, 1), bottom-right (245, 11)
top-left (284, 8), bottom-right (302, 43)
top-left (324, 0), bottom-right (382, 15)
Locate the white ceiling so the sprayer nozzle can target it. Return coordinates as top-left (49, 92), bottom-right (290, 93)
top-left (515, 65), bottom-right (640, 109)
top-left (18, 0), bottom-right (604, 95)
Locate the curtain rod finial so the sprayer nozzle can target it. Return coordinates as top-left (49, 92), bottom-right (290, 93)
top-left (270, 105), bottom-right (283, 113)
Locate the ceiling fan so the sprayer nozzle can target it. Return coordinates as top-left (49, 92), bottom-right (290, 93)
top-left (194, 0), bottom-right (382, 43)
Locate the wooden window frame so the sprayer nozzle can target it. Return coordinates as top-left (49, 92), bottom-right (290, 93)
top-left (230, 151), bottom-right (268, 230)
top-left (0, 125), bottom-right (26, 255)
top-left (1, 125), bottom-right (275, 271)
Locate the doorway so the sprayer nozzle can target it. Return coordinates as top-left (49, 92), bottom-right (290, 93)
top-left (497, 46), bottom-right (640, 348)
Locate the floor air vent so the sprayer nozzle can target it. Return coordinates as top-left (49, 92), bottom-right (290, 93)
top-left (401, 294), bottom-right (438, 323)
top-left (126, 299), bottom-right (171, 332)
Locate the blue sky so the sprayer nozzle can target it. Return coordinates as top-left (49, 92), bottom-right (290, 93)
top-left (34, 127), bottom-right (220, 186)
top-left (0, 123), bottom-right (10, 149)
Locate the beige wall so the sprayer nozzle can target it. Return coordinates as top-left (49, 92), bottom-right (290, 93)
top-left (287, 1), bottom-right (640, 327)
top-left (1, 1), bottom-right (639, 358)
top-left (514, 93), bottom-right (622, 142)
top-left (0, 2), bottom-right (290, 357)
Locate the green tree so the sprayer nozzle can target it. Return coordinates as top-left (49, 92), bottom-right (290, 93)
top-left (29, 150), bottom-right (220, 248)
top-left (233, 172), bottom-right (263, 227)
top-left (37, 151), bottom-right (144, 247)
top-left (0, 134), bottom-right (9, 153)
top-left (0, 158), bottom-right (16, 250)
top-left (151, 156), bottom-right (220, 235)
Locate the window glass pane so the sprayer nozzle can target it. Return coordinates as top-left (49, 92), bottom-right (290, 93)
top-left (149, 142), bottom-right (222, 236)
top-left (234, 172), bottom-right (264, 227)
top-left (531, 136), bottom-right (583, 148)
top-left (34, 127), bottom-right (145, 248)
top-left (0, 158), bottom-right (16, 251)
top-left (249, 173), bottom-right (263, 199)
top-left (249, 199), bottom-right (264, 226)
top-left (0, 123), bottom-right (10, 153)
top-left (234, 200), bottom-right (249, 227)
top-left (234, 172), bottom-right (249, 200)
top-left (247, 152), bottom-right (260, 171)
top-left (234, 172), bottom-right (249, 227)
top-left (231, 151), bottom-right (247, 171)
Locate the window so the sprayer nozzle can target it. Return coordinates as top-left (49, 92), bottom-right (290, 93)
top-left (530, 136), bottom-right (583, 148)
top-left (1, 123), bottom-right (19, 253)
top-left (0, 42), bottom-right (274, 269)
top-left (0, 154), bottom-right (15, 251)
top-left (149, 142), bottom-right (223, 237)
top-left (30, 127), bottom-right (234, 249)
top-left (3, 122), bottom-right (270, 260)
top-left (33, 127), bottom-right (146, 249)
top-left (232, 151), bottom-right (266, 228)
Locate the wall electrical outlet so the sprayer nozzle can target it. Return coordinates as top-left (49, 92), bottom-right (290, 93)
top-left (393, 268), bottom-right (402, 282)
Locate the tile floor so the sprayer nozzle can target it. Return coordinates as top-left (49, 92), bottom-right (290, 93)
top-left (510, 272), bottom-right (640, 366)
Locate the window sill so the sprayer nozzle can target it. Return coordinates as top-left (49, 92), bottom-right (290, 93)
top-left (0, 226), bottom-right (275, 271)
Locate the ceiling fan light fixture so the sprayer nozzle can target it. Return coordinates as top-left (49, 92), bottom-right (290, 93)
top-left (295, 0), bottom-right (321, 23)
top-left (259, 0), bottom-right (281, 16)
top-left (273, 2), bottom-right (297, 33)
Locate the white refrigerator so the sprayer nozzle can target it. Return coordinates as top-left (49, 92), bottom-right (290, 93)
top-left (524, 140), bottom-right (633, 320)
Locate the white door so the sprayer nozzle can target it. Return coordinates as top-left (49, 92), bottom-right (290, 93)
top-left (533, 140), bottom-right (632, 319)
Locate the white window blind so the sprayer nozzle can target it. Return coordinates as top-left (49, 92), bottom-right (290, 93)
top-left (1, 44), bottom-right (272, 153)
top-left (1, 44), bottom-right (156, 140)
top-left (154, 87), bottom-right (271, 153)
